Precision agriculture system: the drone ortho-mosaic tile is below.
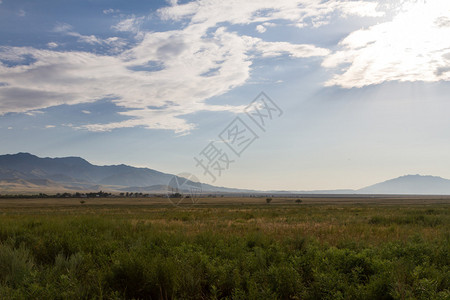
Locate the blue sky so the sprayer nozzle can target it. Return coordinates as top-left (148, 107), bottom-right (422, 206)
top-left (1, 0), bottom-right (450, 190)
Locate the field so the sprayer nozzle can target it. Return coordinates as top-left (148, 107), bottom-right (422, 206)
top-left (0, 197), bottom-right (449, 299)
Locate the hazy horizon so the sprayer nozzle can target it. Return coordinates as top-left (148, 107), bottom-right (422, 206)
top-left (1, 0), bottom-right (450, 191)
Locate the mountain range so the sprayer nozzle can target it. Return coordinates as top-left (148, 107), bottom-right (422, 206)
top-left (0, 153), bottom-right (253, 194)
top-left (1, 153), bottom-right (450, 195)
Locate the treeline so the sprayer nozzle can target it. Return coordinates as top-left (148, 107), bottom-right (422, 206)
top-left (0, 191), bottom-right (154, 199)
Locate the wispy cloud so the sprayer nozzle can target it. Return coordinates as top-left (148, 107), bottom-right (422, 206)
top-left (47, 42), bottom-right (58, 48)
top-left (158, 0), bottom-right (382, 28)
top-left (54, 23), bottom-right (101, 45)
top-left (53, 23), bottom-right (125, 48)
top-left (103, 8), bottom-right (120, 15)
top-left (323, 0), bottom-right (450, 88)
top-left (252, 39), bottom-right (330, 58)
top-left (112, 15), bottom-right (145, 34)
top-left (24, 110), bottom-right (44, 116)
top-left (0, 0), bottom-right (383, 133)
top-left (53, 23), bottom-right (73, 33)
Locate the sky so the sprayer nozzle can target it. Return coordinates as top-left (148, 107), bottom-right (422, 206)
top-left (1, 0), bottom-right (450, 191)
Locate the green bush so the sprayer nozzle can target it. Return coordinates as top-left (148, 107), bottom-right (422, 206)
top-left (0, 243), bottom-right (34, 288)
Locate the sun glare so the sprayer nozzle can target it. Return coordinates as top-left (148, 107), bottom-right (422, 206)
top-left (323, 0), bottom-right (450, 87)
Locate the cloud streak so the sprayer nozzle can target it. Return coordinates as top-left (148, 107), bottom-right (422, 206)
top-left (0, 0), bottom-right (383, 133)
top-left (112, 15), bottom-right (145, 34)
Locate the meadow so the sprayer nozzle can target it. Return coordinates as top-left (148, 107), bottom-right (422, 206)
top-left (0, 197), bottom-right (448, 299)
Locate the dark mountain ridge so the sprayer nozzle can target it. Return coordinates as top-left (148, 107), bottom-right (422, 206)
top-left (0, 153), bottom-right (248, 193)
top-left (1, 153), bottom-right (450, 195)
top-left (0, 152), bottom-right (173, 187)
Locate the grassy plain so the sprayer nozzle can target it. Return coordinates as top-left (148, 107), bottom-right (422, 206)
top-left (0, 197), bottom-right (449, 299)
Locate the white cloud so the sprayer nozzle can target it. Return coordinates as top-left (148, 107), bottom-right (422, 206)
top-left (323, 0), bottom-right (450, 88)
top-left (53, 23), bottom-right (73, 33)
top-left (112, 16), bottom-right (144, 34)
top-left (45, 125), bottom-right (55, 128)
top-left (263, 22), bottom-right (276, 28)
top-left (253, 39), bottom-right (330, 58)
top-left (47, 42), bottom-right (58, 48)
top-left (158, 0), bottom-right (383, 28)
top-left (256, 25), bottom-right (266, 33)
top-left (52, 23), bottom-right (126, 50)
top-left (53, 23), bottom-right (100, 44)
top-left (435, 16), bottom-right (450, 28)
top-left (0, 0), bottom-right (382, 133)
top-left (103, 8), bottom-right (120, 15)
top-left (74, 33), bottom-right (101, 45)
top-left (338, 1), bottom-right (383, 18)
top-left (256, 22), bottom-right (278, 33)
top-left (18, 9), bottom-right (26, 17)
top-left (82, 110), bottom-right (91, 114)
top-left (25, 110), bottom-right (44, 116)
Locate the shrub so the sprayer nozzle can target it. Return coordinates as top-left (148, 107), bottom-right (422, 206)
top-left (0, 243), bottom-right (34, 288)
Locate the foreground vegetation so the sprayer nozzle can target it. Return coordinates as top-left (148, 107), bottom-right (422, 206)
top-left (0, 201), bottom-right (449, 299)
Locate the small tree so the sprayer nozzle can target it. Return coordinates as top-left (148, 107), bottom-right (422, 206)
top-left (295, 199), bottom-right (302, 204)
top-left (266, 198), bottom-right (272, 204)
top-left (171, 192), bottom-right (182, 198)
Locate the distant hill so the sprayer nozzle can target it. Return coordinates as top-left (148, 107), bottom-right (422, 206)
top-left (1, 153), bottom-right (450, 195)
top-left (358, 175), bottom-right (450, 195)
top-left (0, 153), bottom-right (250, 194)
top-left (0, 152), bottom-right (172, 186)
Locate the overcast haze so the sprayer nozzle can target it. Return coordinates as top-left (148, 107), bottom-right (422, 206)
top-left (1, 0), bottom-right (450, 190)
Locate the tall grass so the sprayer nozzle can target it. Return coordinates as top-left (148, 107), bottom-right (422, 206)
top-left (0, 204), bottom-right (448, 299)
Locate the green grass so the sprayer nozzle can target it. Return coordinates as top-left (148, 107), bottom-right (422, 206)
top-left (0, 203), bottom-right (448, 299)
